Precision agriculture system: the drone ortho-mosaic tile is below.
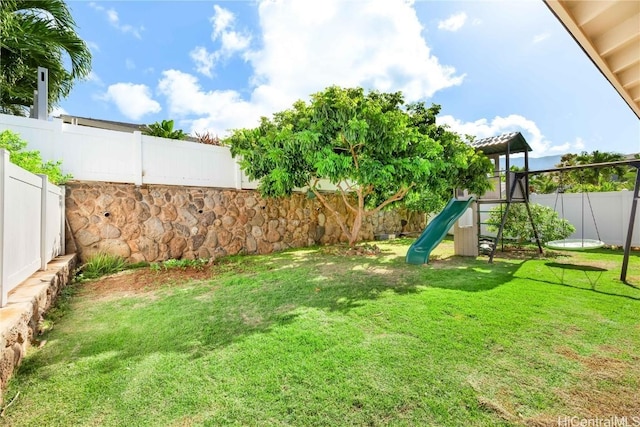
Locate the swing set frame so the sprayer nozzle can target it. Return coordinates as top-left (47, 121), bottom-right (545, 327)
top-left (488, 159), bottom-right (640, 282)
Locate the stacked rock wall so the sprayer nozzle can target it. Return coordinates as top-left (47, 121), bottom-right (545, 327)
top-left (65, 182), bottom-right (426, 262)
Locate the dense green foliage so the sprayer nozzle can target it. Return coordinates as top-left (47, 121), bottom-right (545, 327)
top-left (487, 202), bottom-right (576, 245)
top-left (3, 240), bottom-right (639, 425)
top-left (528, 150), bottom-right (635, 194)
top-left (0, 0), bottom-right (92, 115)
top-left (77, 253), bottom-right (126, 281)
top-left (0, 130), bottom-right (71, 184)
top-left (227, 86), bottom-right (492, 245)
top-left (143, 119), bottom-right (188, 140)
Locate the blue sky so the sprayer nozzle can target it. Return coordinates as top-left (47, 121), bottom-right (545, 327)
top-left (56, 0), bottom-right (639, 158)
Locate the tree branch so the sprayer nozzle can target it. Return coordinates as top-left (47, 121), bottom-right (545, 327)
top-left (336, 182), bottom-right (358, 214)
top-left (366, 184), bottom-right (414, 216)
top-left (311, 187), bottom-right (352, 241)
top-left (340, 132), bottom-right (359, 170)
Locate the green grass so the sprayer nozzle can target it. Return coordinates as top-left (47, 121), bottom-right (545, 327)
top-left (2, 239), bottom-right (640, 426)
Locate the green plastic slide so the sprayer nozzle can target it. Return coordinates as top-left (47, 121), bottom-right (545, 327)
top-left (406, 197), bottom-right (475, 265)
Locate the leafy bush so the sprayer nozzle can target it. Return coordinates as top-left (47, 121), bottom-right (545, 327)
top-left (77, 253), bottom-right (126, 281)
top-left (487, 203), bottom-right (575, 245)
top-left (143, 119), bottom-right (187, 140)
top-left (0, 130), bottom-right (72, 184)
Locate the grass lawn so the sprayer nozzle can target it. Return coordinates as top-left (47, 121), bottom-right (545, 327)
top-left (2, 238), bottom-right (640, 426)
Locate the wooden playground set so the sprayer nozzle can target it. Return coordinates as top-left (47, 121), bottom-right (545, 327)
top-left (406, 132), bottom-right (640, 282)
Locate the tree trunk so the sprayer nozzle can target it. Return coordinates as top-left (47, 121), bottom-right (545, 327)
top-left (349, 209), bottom-right (363, 247)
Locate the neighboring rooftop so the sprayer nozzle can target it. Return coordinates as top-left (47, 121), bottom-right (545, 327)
top-left (60, 114), bottom-right (146, 133)
top-left (470, 132), bottom-right (532, 156)
top-left (58, 114), bottom-right (199, 142)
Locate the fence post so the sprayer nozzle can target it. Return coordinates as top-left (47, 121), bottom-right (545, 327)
top-left (60, 185), bottom-right (66, 255)
top-left (234, 155), bottom-right (243, 190)
top-left (39, 174), bottom-right (48, 271)
top-left (0, 149), bottom-right (8, 306)
top-left (133, 131), bottom-right (143, 185)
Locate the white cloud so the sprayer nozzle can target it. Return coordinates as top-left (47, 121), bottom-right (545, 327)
top-left (125, 59), bottom-right (136, 70)
top-left (220, 31), bottom-right (251, 55)
top-left (168, 0), bottom-right (464, 137)
top-left (191, 5), bottom-right (252, 78)
top-left (50, 106), bottom-right (68, 117)
top-left (248, 0), bottom-right (462, 103)
top-left (573, 137), bottom-right (585, 150)
top-left (85, 71), bottom-right (104, 86)
top-left (86, 41), bottom-right (100, 53)
top-left (158, 70), bottom-right (266, 134)
top-left (89, 2), bottom-right (144, 39)
top-left (438, 12), bottom-right (467, 32)
top-left (190, 47), bottom-right (217, 78)
top-left (532, 32), bottom-right (550, 44)
top-left (437, 114), bottom-right (585, 157)
top-left (102, 83), bottom-right (161, 120)
top-left (211, 5), bottom-right (235, 38)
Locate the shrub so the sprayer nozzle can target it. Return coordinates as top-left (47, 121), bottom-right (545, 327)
top-left (77, 253), bottom-right (126, 280)
top-left (487, 203), bottom-right (575, 245)
top-left (0, 130), bottom-right (72, 184)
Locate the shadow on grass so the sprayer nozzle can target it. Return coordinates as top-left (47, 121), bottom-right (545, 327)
top-left (16, 248), bottom-right (522, 379)
top-left (545, 262), bottom-right (607, 272)
top-left (514, 260), bottom-right (640, 301)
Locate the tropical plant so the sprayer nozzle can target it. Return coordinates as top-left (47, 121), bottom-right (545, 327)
top-left (143, 119), bottom-right (188, 140)
top-left (0, 130), bottom-right (71, 184)
top-left (195, 131), bottom-right (223, 146)
top-left (486, 203), bottom-right (575, 245)
top-left (528, 150), bottom-right (632, 194)
top-left (227, 86), bottom-right (493, 247)
top-left (0, 0), bottom-right (92, 115)
top-left (77, 252), bottom-right (126, 281)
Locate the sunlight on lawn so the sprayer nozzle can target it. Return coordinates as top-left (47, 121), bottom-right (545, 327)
top-left (2, 239), bottom-right (639, 426)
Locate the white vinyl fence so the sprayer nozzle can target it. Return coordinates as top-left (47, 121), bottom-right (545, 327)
top-left (0, 113), bottom-right (348, 192)
top-left (0, 149), bottom-right (65, 307)
top-left (530, 191), bottom-right (639, 246)
top-left (0, 114), bottom-right (243, 188)
top-left (478, 192), bottom-right (639, 247)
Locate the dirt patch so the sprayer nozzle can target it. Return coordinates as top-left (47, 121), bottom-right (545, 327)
top-left (77, 267), bottom-right (215, 300)
top-left (555, 347), bottom-right (640, 416)
top-left (427, 255), bottom-right (472, 269)
top-left (320, 243), bottom-right (381, 256)
top-left (525, 346), bottom-right (640, 425)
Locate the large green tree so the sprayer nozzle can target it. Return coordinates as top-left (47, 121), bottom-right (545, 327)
top-left (0, 0), bottom-right (92, 115)
top-left (227, 86), bottom-right (492, 247)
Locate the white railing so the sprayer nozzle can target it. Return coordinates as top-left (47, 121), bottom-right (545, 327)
top-left (0, 149), bottom-right (64, 307)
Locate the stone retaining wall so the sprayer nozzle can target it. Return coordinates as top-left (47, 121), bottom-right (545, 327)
top-left (65, 182), bottom-right (426, 263)
top-left (0, 255), bottom-right (77, 405)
